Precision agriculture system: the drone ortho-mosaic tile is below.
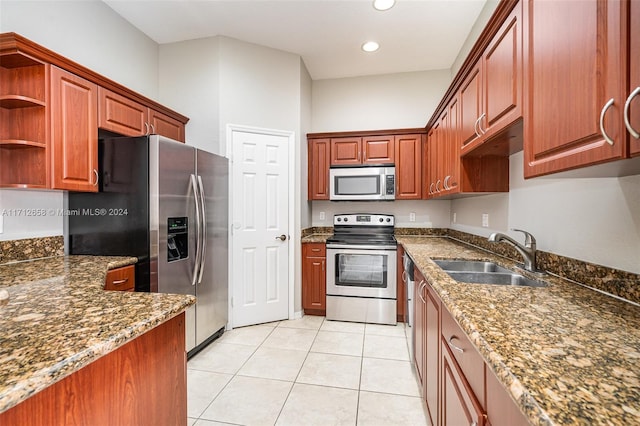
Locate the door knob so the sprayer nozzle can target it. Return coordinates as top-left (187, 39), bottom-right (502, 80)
top-left (276, 234), bottom-right (287, 241)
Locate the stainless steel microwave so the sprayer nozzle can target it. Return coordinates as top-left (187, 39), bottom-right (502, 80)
top-left (329, 166), bottom-right (395, 201)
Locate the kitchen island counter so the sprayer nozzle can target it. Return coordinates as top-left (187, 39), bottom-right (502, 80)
top-left (0, 255), bottom-right (195, 414)
top-left (398, 236), bottom-right (640, 426)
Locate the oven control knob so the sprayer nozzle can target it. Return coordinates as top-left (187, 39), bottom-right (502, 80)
top-left (337, 217), bottom-right (342, 222)
top-left (344, 218), bottom-right (348, 222)
top-left (386, 218), bottom-right (391, 222)
top-left (379, 218), bottom-right (384, 222)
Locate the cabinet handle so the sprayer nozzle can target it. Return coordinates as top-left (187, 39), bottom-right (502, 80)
top-left (112, 278), bottom-right (129, 285)
top-left (429, 183), bottom-right (435, 195)
top-left (624, 87), bottom-right (640, 139)
top-left (150, 123), bottom-right (156, 134)
top-left (599, 98), bottom-right (615, 145)
top-left (443, 175), bottom-right (451, 190)
top-left (478, 113), bottom-right (486, 134)
top-left (144, 122), bottom-right (150, 135)
top-left (474, 116), bottom-right (481, 138)
top-left (401, 270), bottom-right (408, 283)
top-left (93, 169), bottom-right (99, 186)
top-left (448, 336), bottom-right (465, 353)
top-left (418, 280), bottom-right (427, 303)
top-left (311, 248), bottom-right (321, 252)
top-left (435, 179), bottom-right (442, 193)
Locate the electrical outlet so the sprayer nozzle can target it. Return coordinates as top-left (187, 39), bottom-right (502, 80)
top-left (319, 211), bottom-right (325, 220)
top-left (482, 213), bottom-right (489, 227)
top-left (452, 212), bottom-right (457, 223)
top-left (409, 212), bottom-right (416, 222)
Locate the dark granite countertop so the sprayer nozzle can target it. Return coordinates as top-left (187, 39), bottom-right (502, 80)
top-left (397, 236), bottom-right (640, 426)
top-left (0, 255), bottom-right (196, 413)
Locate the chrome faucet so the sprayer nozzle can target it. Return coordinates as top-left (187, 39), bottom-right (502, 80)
top-left (488, 229), bottom-right (538, 272)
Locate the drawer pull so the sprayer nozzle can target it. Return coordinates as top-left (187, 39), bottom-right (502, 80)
top-left (448, 336), bottom-right (465, 353)
top-left (311, 248), bottom-right (321, 252)
top-left (112, 278), bottom-right (129, 285)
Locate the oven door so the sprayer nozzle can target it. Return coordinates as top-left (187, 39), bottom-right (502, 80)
top-left (326, 247), bottom-right (397, 299)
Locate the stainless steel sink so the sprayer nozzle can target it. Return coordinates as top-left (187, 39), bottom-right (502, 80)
top-left (434, 260), bottom-right (547, 288)
top-left (434, 260), bottom-right (512, 274)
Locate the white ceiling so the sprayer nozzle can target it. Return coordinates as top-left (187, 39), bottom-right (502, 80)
top-left (103, 0), bottom-right (487, 80)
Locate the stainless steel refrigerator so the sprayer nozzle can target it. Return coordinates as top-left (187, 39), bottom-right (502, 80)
top-left (67, 135), bottom-right (228, 356)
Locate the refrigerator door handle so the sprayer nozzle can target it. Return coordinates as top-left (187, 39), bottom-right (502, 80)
top-left (197, 175), bottom-right (207, 284)
top-left (191, 174), bottom-right (202, 286)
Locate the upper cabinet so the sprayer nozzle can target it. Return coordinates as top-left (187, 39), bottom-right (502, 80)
top-left (460, 1), bottom-right (523, 156)
top-left (0, 32), bottom-right (189, 191)
top-left (630, 0), bottom-right (640, 157)
top-left (522, 0), bottom-right (629, 177)
top-left (0, 52), bottom-right (49, 188)
top-left (308, 138), bottom-right (330, 200)
top-left (50, 66), bottom-right (98, 192)
top-left (99, 88), bottom-right (185, 142)
top-left (330, 136), bottom-right (394, 166)
top-left (307, 129), bottom-right (424, 200)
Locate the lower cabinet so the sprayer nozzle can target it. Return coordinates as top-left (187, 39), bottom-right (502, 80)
top-left (302, 243), bottom-right (326, 315)
top-left (413, 260), bottom-right (528, 426)
top-left (105, 265), bottom-right (135, 292)
top-left (0, 313), bottom-right (187, 425)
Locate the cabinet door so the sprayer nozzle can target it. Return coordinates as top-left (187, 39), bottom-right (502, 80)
top-left (302, 244), bottom-right (326, 313)
top-left (442, 342), bottom-right (486, 426)
top-left (50, 66), bottom-right (98, 192)
top-left (524, 0), bottom-right (625, 177)
top-left (482, 2), bottom-right (522, 139)
top-left (394, 134), bottom-right (422, 199)
top-left (426, 121), bottom-right (442, 198)
top-left (425, 285), bottom-right (441, 426)
top-left (149, 109), bottom-right (185, 143)
top-left (98, 87), bottom-right (147, 137)
top-left (485, 366), bottom-right (530, 426)
top-left (629, 0), bottom-right (640, 157)
top-left (445, 96), bottom-right (460, 193)
top-left (459, 63), bottom-right (483, 150)
top-left (330, 137), bottom-right (361, 165)
top-left (413, 267), bottom-right (426, 386)
top-left (308, 139), bottom-right (330, 200)
top-left (362, 135), bottom-right (394, 164)
top-left (422, 130), bottom-right (432, 199)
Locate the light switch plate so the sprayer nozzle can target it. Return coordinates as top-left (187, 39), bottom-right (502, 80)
top-left (409, 212), bottom-right (416, 222)
top-left (319, 211), bottom-right (325, 220)
top-left (482, 213), bottom-right (489, 227)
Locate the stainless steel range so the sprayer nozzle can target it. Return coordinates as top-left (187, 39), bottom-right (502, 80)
top-left (325, 214), bottom-right (397, 325)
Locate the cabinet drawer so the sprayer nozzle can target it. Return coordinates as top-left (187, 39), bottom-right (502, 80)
top-left (442, 308), bottom-right (485, 408)
top-left (303, 243), bottom-right (326, 257)
top-left (105, 265), bottom-right (135, 292)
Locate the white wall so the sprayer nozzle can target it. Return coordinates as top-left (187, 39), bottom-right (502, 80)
top-left (451, 152), bottom-right (640, 274)
top-left (159, 37), bottom-right (221, 153)
top-left (311, 70), bottom-right (451, 132)
top-left (0, 0), bottom-right (160, 241)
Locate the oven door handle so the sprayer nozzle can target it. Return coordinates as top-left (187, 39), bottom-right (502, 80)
top-left (326, 244), bottom-right (397, 251)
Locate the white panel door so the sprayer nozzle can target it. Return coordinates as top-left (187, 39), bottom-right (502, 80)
top-left (231, 130), bottom-right (289, 327)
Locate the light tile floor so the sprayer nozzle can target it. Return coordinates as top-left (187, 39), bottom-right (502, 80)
top-left (186, 316), bottom-right (429, 426)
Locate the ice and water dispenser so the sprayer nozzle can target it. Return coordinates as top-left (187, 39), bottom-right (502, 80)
top-left (167, 217), bottom-right (188, 262)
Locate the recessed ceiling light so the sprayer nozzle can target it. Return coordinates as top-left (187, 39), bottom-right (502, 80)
top-left (362, 41), bottom-right (380, 52)
top-left (373, 0), bottom-right (395, 11)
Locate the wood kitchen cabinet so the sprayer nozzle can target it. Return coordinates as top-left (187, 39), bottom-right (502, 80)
top-left (307, 138), bottom-right (330, 200)
top-left (523, 0), bottom-right (627, 177)
top-left (442, 341), bottom-right (486, 426)
top-left (105, 265), bottom-right (135, 292)
top-left (460, 1), bottom-right (522, 156)
top-left (50, 66), bottom-right (98, 192)
top-left (394, 134), bottom-right (422, 199)
top-left (302, 243), bottom-right (326, 315)
top-left (0, 313), bottom-right (187, 426)
top-left (629, 0), bottom-right (640, 157)
top-left (99, 87), bottom-right (185, 142)
top-left (330, 136), bottom-right (394, 166)
top-left (0, 52), bottom-right (49, 188)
